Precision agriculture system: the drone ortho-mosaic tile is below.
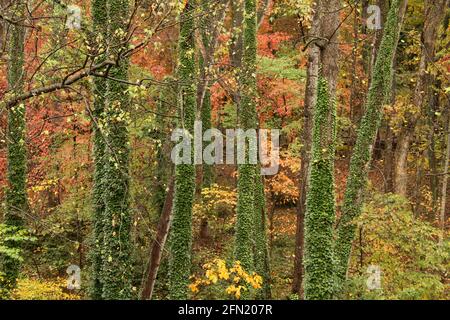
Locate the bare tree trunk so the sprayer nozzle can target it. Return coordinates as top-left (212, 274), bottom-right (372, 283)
top-left (394, 0), bottom-right (449, 196)
top-left (394, 132), bottom-right (412, 196)
top-left (230, 0), bottom-right (244, 109)
top-left (439, 112), bottom-right (450, 243)
top-left (141, 179), bottom-right (175, 300)
top-left (384, 125), bottom-right (395, 192)
top-left (428, 80), bottom-right (440, 209)
top-left (257, 0), bottom-right (272, 29)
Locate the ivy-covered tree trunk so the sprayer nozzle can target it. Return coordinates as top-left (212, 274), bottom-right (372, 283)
top-left (303, 77), bottom-right (336, 300)
top-left (168, 1), bottom-right (197, 300)
top-left (90, 0), bottom-right (108, 300)
top-left (334, 0), bottom-right (405, 291)
top-left (253, 172), bottom-right (271, 299)
top-left (293, 0), bottom-right (340, 297)
top-left (234, 0), bottom-right (257, 274)
top-left (1, 1), bottom-right (27, 294)
top-left (101, 0), bottom-right (133, 300)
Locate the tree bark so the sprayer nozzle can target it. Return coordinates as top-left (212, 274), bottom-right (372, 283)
top-left (439, 111), bottom-right (450, 243)
top-left (141, 179), bottom-right (175, 300)
top-left (428, 78), bottom-right (440, 209)
top-left (394, 0), bottom-right (449, 196)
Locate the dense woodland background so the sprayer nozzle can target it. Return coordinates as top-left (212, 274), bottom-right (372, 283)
top-left (0, 0), bottom-right (449, 300)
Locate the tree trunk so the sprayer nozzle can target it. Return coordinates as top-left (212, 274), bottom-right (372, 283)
top-left (168, 1), bottom-right (197, 300)
top-left (303, 75), bottom-right (337, 300)
top-left (383, 124), bottom-right (395, 193)
top-left (368, 0), bottom-right (389, 80)
top-left (141, 179), bottom-right (175, 300)
top-left (394, 132), bottom-right (412, 196)
top-left (394, 0), bottom-right (449, 196)
top-left (254, 172), bottom-right (271, 299)
top-left (292, 0), bottom-right (340, 297)
top-left (90, 0), bottom-right (108, 300)
top-left (334, 0), bottom-right (406, 292)
top-left (197, 0), bottom-right (228, 190)
top-left (2, 1), bottom-right (27, 295)
top-left (101, 0), bottom-right (133, 300)
top-left (439, 111), bottom-right (450, 243)
top-left (234, 0), bottom-right (257, 275)
top-left (230, 0), bottom-right (244, 109)
top-left (428, 78), bottom-right (440, 209)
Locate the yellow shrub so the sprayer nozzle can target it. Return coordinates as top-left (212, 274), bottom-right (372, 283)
top-left (12, 278), bottom-right (81, 300)
top-left (189, 259), bottom-right (262, 299)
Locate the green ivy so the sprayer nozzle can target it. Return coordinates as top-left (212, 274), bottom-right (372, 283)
top-left (90, 0), bottom-right (108, 300)
top-left (235, 0), bottom-right (258, 277)
top-left (101, 0), bottom-right (133, 300)
top-left (334, 0), bottom-right (403, 293)
top-left (168, 1), bottom-right (197, 300)
top-left (253, 171), bottom-right (271, 299)
top-left (0, 225), bottom-right (35, 298)
top-left (303, 76), bottom-right (336, 300)
top-left (1, 2), bottom-right (27, 296)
